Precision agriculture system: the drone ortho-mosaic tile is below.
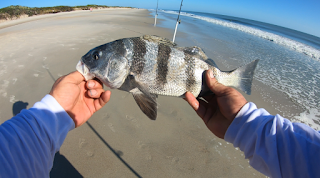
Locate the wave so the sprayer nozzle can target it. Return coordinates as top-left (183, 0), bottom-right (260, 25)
top-left (158, 10), bottom-right (320, 61)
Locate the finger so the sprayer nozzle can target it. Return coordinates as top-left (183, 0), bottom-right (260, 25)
top-left (185, 92), bottom-right (199, 110)
top-left (88, 88), bottom-right (105, 98)
top-left (185, 92), bottom-right (208, 119)
top-left (206, 70), bottom-right (229, 96)
top-left (87, 80), bottom-right (103, 90)
top-left (196, 99), bottom-right (209, 119)
top-left (95, 90), bottom-right (111, 110)
top-left (65, 71), bottom-right (85, 84)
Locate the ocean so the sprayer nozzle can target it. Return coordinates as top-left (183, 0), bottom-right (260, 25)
top-left (151, 9), bottom-right (320, 130)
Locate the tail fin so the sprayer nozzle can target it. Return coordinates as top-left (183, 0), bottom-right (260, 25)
top-left (219, 59), bottom-right (259, 95)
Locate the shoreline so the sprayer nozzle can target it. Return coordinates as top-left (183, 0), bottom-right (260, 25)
top-left (156, 10), bottom-right (307, 125)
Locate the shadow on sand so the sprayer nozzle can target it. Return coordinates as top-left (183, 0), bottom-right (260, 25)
top-left (12, 101), bottom-right (29, 116)
top-left (50, 151), bottom-right (83, 178)
top-left (86, 121), bottom-right (142, 178)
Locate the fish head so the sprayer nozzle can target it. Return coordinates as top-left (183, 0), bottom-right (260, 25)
top-left (77, 43), bottom-right (129, 89)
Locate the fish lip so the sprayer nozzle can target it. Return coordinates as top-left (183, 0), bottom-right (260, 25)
top-left (76, 60), bottom-right (95, 81)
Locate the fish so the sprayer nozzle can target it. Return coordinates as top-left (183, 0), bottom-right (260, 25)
top-left (76, 35), bottom-right (259, 120)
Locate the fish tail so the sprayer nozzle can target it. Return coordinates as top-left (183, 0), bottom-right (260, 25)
top-left (217, 59), bottom-right (259, 95)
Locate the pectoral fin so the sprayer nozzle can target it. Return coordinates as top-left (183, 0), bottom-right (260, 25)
top-left (130, 88), bottom-right (158, 120)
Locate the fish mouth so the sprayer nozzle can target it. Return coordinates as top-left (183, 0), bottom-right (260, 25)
top-left (76, 60), bottom-right (95, 81)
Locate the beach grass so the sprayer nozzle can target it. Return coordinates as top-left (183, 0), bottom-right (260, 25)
top-left (0, 5), bottom-right (132, 20)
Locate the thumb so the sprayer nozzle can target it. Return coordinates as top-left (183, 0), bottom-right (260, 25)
top-left (64, 71), bottom-right (85, 84)
top-left (206, 70), bottom-right (229, 96)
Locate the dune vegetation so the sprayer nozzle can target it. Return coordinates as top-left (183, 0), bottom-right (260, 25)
top-left (0, 5), bottom-right (131, 20)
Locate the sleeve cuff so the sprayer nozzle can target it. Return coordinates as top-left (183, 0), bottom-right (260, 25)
top-left (32, 94), bottom-right (75, 131)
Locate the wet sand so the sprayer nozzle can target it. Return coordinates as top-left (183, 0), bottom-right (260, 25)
top-left (0, 9), bottom-right (266, 177)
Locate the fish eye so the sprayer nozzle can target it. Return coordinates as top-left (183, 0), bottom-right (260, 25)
top-left (92, 51), bottom-right (100, 60)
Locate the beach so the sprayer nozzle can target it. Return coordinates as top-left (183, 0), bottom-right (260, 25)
top-left (0, 8), bottom-right (278, 177)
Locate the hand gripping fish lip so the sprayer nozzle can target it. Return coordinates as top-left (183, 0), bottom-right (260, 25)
top-left (76, 60), bottom-right (95, 81)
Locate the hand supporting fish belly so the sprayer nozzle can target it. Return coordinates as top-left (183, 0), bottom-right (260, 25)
top-left (76, 35), bottom-right (259, 120)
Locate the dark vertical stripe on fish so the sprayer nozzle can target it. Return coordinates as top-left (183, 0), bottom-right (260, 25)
top-left (112, 39), bottom-right (126, 56)
top-left (156, 43), bottom-right (171, 86)
top-left (184, 50), bottom-right (196, 91)
top-left (130, 37), bottom-right (147, 75)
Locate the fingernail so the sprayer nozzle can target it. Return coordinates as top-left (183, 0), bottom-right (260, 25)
top-left (194, 102), bottom-right (199, 110)
top-left (208, 70), bottom-right (214, 79)
top-left (89, 90), bottom-right (97, 96)
top-left (88, 81), bottom-right (95, 88)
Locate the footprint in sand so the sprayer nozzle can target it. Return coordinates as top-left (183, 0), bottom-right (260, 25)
top-left (1, 92), bottom-right (7, 97)
top-left (126, 115), bottom-right (140, 128)
top-left (172, 157), bottom-right (179, 164)
top-left (198, 145), bottom-right (209, 153)
top-left (166, 156), bottom-right (179, 164)
top-left (0, 80), bottom-right (9, 97)
top-left (121, 93), bottom-right (130, 99)
top-left (108, 123), bottom-right (115, 132)
top-left (12, 78), bottom-right (17, 84)
top-left (79, 138), bottom-right (87, 148)
top-left (138, 141), bottom-right (147, 149)
top-left (146, 154), bottom-right (152, 161)
top-left (86, 151), bottom-right (94, 157)
top-left (102, 113), bottom-right (110, 121)
top-left (170, 110), bottom-right (178, 117)
top-left (9, 95), bottom-right (16, 103)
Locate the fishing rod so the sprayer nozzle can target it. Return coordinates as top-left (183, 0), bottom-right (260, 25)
top-left (154, 0), bottom-right (159, 26)
top-left (172, 0), bottom-right (183, 43)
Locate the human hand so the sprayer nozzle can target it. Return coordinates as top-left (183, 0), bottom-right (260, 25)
top-left (185, 70), bottom-right (247, 139)
top-left (49, 71), bottom-right (111, 127)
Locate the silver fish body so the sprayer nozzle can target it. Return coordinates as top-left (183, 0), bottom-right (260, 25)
top-left (77, 35), bottom-right (259, 120)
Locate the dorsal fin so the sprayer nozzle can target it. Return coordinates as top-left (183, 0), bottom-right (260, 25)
top-left (178, 46), bottom-right (208, 61)
top-left (141, 35), bottom-right (176, 47)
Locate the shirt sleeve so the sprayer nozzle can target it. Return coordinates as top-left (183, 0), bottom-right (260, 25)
top-left (225, 102), bottom-right (320, 178)
top-left (0, 94), bottom-right (75, 178)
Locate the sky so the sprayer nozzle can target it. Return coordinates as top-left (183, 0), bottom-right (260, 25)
top-left (0, 0), bottom-right (319, 37)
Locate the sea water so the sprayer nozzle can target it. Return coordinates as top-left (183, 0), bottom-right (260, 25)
top-left (151, 9), bottom-right (320, 130)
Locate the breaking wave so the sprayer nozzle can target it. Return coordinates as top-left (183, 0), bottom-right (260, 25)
top-left (159, 10), bottom-right (320, 61)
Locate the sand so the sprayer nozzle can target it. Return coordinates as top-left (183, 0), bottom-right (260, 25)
top-left (0, 9), bottom-right (266, 177)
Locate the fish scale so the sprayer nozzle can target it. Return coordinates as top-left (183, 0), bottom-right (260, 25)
top-left (77, 35), bottom-right (259, 120)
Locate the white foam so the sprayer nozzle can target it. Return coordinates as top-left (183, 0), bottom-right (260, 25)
top-left (158, 10), bottom-right (320, 61)
top-left (294, 108), bottom-right (320, 130)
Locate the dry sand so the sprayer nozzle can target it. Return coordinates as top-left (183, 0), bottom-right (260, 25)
top-left (0, 9), bottom-right (266, 177)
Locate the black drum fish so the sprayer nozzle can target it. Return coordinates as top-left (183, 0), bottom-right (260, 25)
top-left (76, 35), bottom-right (259, 120)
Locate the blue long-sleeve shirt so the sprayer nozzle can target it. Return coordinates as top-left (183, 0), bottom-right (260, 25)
top-left (225, 102), bottom-right (320, 178)
top-left (1, 96), bottom-right (319, 178)
top-left (0, 95), bottom-right (75, 178)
